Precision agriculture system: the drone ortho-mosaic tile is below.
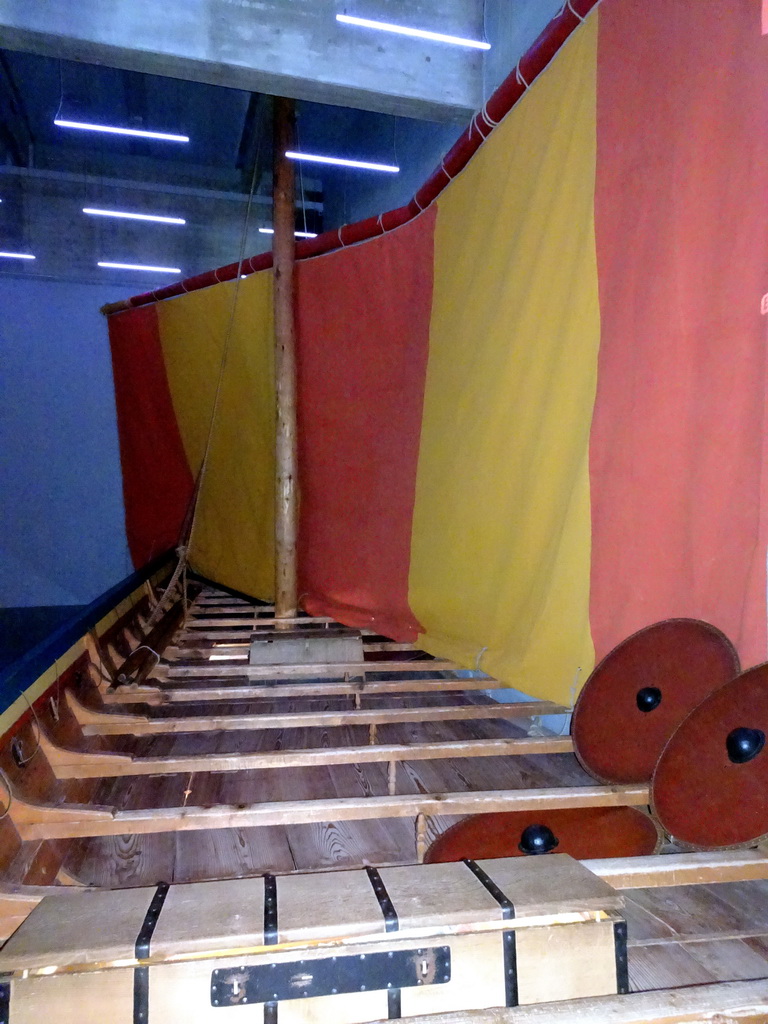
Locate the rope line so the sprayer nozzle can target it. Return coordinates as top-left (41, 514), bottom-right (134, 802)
top-left (15, 689), bottom-right (42, 766)
top-left (144, 131), bottom-right (264, 626)
top-left (183, 132), bottom-right (264, 567)
top-left (479, 107), bottom-right (499, 130)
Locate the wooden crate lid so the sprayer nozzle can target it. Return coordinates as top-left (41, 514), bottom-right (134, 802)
top-left (475, 855), bottom-right (624, 918)
top-left (277, 869), bottom-right (387, 943)
top-left (151, 877), bottom-right (264, 956)
top-left (378, 861), bottom-right (505, 929)
top-left (0, 878), bottom-right (267, 971)
top-left (0, 857), bottom-right (623, 972)
top-left (0, 885), bottom-right (157, 971)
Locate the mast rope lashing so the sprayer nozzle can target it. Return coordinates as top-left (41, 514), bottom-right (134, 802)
top-left (563, 0), bottom-right (585, 21)
top-left (479, 107), bottom-right (499, 130)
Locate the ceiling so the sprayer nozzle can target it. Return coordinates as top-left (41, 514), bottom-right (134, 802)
top-left (0, 48), bottom-right (458, 289)
top-left (0, 0), bottom-right (563, 292)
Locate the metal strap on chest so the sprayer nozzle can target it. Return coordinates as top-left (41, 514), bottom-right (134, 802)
top-left (134, 882), bottom-right (170, 1024)
top-left (366, 867), bottom-right (401, 1017)
top-left (463, 859), bottom-right (518, 1007)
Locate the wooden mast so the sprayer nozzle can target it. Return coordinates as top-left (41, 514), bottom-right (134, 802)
top-left (272, 96), bottom-right (298, 620)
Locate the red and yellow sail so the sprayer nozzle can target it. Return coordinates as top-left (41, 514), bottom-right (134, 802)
top-left (108, 0), bottom-right (768, 704)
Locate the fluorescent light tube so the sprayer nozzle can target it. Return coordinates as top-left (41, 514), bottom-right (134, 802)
top-left (55, 119), bottom-right (189, 143)
top-left (0, 251), bottom-right (35, 259)
top-left (336, 14), bottom-right (490, 49)
top-left (285, 150), bottom-right (399, 173)
top-left (83, 207), bottom-right (186, 225)
top-left (98, 261), bottom-right (181, 273)
top-left (258, 227), bottom-right (318, 238)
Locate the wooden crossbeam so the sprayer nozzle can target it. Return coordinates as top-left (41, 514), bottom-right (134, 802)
top-left (583, 848), bottom-right (768, 889)
top-left (162, 640), bottom-right (416, 660)
top-left (7, 783), bottom-right (649, 841)
top-left (161, 659), bottom-right (460, 679)
top-left (365, 979), bottom-right (768, 1024)
top-left (100, 677), bottom-right (505, 705)
top-left (40, 732), bottom-right (574, 780)
top-left (185, 615), bottom-right (334, 627)
top-left (177, 628), bottom-right (379, 641)
top-left (67, 691), bottom-right (565, 736)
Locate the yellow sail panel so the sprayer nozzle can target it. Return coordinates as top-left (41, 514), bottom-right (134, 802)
top-left (156, 273), bottom-right (276, 599)
top-left (409, 18), bottom-right (599, 703)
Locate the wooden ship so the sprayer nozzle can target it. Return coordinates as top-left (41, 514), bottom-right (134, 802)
top-left (3, 1), bottom-right (768, 1021)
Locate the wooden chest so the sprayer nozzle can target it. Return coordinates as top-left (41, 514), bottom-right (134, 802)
top-left (0, 854), bottom-right (626, 1023)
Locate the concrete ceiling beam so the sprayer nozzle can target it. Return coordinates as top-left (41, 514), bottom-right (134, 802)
top-left (0, 0), bottom-right (484, 121)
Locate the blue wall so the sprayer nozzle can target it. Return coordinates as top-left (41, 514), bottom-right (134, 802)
top-left (0, 274), bottom-right (132, 607)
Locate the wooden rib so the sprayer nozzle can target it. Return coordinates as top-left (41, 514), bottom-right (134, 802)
top-left (39, 732), bottom-right (574, 779)
top-left (162, 640), bottom-right (416, 660)
top-left (161, 659), bottom-right (461, 678)
top-left (584, 848), bottom-right (768, 889)
top-left (66, 691), bottom-right (565, 736)
top-left (8, 784), bottom-right (649, 841)
top-left (364, 979), bottom-right (768, 1024)
top-left (100, 677), bottom-right (505, 705)
top-left (185, 615), bottom-right (335, 627)
top-left (192, 599), bottom-right (265, 608)
top-left (178, 628), bottom-right (378, 641)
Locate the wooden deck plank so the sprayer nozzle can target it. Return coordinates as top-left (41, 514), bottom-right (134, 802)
top-left (628, 942), bottom-right (719, 991)
top-left (681, 938), bottom-right (768, 982)
top-left (626, 884), bottom-right (768, 940)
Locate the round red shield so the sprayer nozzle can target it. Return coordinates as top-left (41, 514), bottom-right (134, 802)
top-left (571, 619), bottom-right (738, 784)
top-left (652, 663), bottom-right (768, 849)
top-left (425, 806), bottom-right (662, 863)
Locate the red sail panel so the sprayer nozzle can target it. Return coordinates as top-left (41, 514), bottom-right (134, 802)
top-left (295, 210), bottom-right (436, 641)
top-left (108, 304), bottom-right (194, 567)
top-left (590, 0), bottom-right (768, 665)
